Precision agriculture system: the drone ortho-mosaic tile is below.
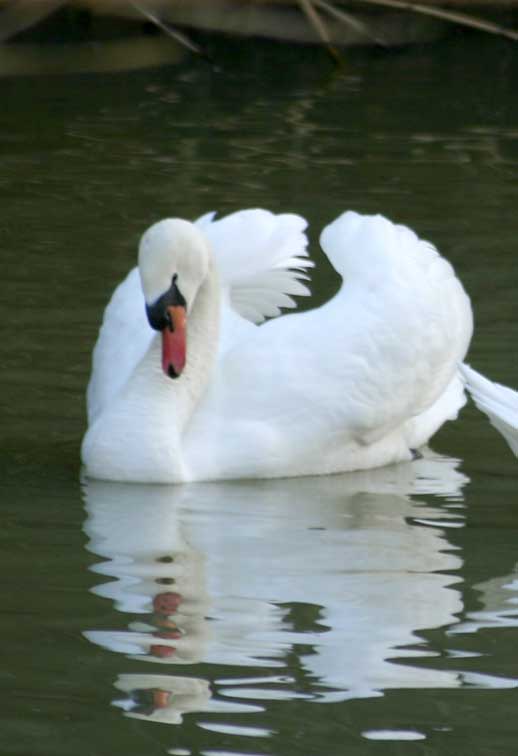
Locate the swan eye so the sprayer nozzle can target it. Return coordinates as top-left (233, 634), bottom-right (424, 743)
top-left (145, 302), bottom-right (165, 331)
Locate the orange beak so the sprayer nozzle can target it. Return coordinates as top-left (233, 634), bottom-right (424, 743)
top-left (162, 305), bottom-right (186, 379)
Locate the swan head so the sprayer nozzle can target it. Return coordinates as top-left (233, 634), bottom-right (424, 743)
top-left (138, 219), bottom-right (211, 379)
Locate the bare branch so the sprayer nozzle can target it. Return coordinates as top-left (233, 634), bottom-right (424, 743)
top-left (130, 1), bottom-right (206, 56)
top-left (313, 0), bottom-right (386, 45)
top-left (298, 0), bottom-right (342, 60)
top-left (352, 0), bottom-right (518, 42)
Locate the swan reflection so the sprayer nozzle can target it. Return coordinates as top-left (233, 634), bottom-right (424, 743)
top-left (450, 571), bottom-right (518, 635)
top-left (82, 454), bottom-right (514, 729)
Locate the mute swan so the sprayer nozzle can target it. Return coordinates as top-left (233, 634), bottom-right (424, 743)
top-left (82, 209), bottom-right (474, 483)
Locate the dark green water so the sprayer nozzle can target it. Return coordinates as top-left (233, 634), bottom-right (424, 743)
top-left (2, 32), bottom-right (518, 756)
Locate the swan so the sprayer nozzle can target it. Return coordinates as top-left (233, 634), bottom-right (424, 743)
top-left (81, 209), bottom-right (474, 483)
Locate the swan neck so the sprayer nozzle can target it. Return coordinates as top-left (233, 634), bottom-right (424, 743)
top-left (171, 264), bottom-right (220, 431)
top-left (136, 264), bottom-right (219, 420)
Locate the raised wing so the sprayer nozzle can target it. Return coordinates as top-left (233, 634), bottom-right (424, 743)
top-left (195, 208), bottom-right (312, 323)
top-left (319, 211), bottom-right (473, 439)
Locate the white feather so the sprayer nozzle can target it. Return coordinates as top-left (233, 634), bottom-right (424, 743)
top-left (461, 364), bottom-right (518, 456)
top-left (195, 208), bottom-right (312, 324)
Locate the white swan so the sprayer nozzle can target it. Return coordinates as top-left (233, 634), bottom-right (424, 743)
top-left (81, 209), bottom-right (474, 483)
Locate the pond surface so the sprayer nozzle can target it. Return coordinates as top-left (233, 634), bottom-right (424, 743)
top-left (2, 31), bottom-right (518, 756)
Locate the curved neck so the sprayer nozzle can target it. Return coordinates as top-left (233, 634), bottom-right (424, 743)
top-left (84, 265), bottom-right (220, 483)
top-left (138, 264), bottom-right (220, 431)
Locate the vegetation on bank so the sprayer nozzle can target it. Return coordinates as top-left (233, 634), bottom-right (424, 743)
top-left (0, 0), bottom-right (517, 55)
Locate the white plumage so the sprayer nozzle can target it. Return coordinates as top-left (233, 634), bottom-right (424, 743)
top-left (82, 209), bottom-right (474, 483)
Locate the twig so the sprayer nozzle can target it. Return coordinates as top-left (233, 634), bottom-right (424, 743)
top-left (0, 0), bottom-right (64, 43)
top-left (352, 0), bottom-right (518, 42)
top-left (313, 0), bottom-right (386, 46)
top-left (130, 1), bottom-right (210, 57)
top-left (298, 0), bottom-right (343, 60)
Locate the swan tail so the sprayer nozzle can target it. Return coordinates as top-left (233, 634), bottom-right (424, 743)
top-left (195, 209), bottom-right (312, 323)
top-left (460, 364), bottom-right (518, 456)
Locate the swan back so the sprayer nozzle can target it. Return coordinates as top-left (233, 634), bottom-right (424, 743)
top-left (320, 211), bottom-right (441, 282)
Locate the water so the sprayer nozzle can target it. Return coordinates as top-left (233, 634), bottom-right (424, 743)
top-left (2, 31), bottom-right (518, 756)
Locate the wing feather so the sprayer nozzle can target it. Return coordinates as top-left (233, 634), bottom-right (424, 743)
top-left (461, 364), bottom-right (518, 455)
top-left (195, 208), bottom-right (312, 323)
